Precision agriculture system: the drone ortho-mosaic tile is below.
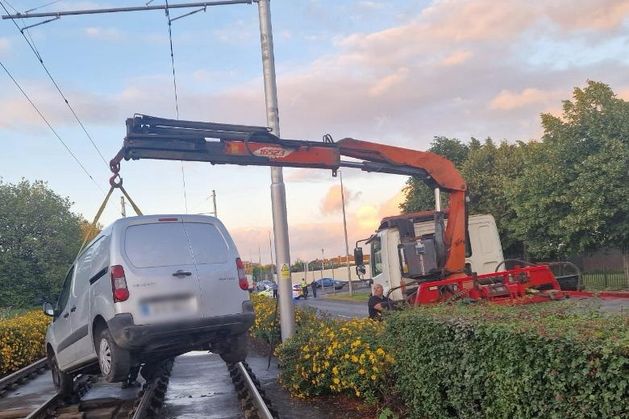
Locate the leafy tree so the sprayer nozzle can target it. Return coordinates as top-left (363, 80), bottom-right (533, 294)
top-left (0, 180), bottom-right (83, 307)
top-left (291, 259), bottom-right (305, 273)
top-left (462, 139), bottom-right (529, 257)
top-left (508, 81), bottom-right (629, 267)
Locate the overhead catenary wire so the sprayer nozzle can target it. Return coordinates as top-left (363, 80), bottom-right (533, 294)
top-left (0, 1), bottom-right (109, 168)
top-left (0, 60), bottom-right (105, 193)
top-left (164, 0), bottom-right (189, 213)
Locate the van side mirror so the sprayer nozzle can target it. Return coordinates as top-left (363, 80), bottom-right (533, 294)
top-left (353, 247), bottom-right (364, 266)
top-left (42, 302), bottom-right (54, 317)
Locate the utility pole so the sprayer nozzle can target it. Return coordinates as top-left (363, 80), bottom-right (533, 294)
top-left (210, 189), bottom-right (217, 217)
top-left (120, 196), bottom-right (127, 217)
top-left (258, 0), bottom-right (294, 340)
top-left (340, 170), bottom-right (353, 295)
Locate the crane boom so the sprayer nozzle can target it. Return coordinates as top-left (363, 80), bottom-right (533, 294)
top-left (110, 114), bottom-right (468, 277)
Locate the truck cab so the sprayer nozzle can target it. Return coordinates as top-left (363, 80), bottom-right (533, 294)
top-left (367, 214), bottom-right (504, 301)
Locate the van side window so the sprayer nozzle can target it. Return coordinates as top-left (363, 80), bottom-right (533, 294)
top-left (56, 266), bottom-right (74, 316)
top-left (371, 237), bottom-right (383, 277)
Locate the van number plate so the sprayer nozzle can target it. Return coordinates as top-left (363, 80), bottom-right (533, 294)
top-left (140, 297), bottom-right (196, 316)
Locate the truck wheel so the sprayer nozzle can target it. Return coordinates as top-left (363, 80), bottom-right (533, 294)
top-left (218, 333), bottom-right (248, 364)
top-left (49, 352), bottom-right (74, 398)
top-left (97, 328), bottom-right (131, 382)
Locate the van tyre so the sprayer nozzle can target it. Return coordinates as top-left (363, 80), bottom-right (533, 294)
top-left (218, 333), bottom-right (248, 364)
top-left (49, 352), bottom-right (74, 398)
top-left (97, 328), bottom-right (131, 382)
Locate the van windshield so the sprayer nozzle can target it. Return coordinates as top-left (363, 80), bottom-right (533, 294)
top-left (124, 222), bottom-right (229, 268)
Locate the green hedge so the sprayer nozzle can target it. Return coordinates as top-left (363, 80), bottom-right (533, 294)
top-left (386, 303), bottom-right (628, 418)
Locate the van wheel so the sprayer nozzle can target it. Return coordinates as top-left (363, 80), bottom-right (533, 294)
top-left (218, 333), bottom-right (248, 364)
top-left (48, 352), bottom-right (74, 398)
top-left (97, 328), bottom-right (131, 382)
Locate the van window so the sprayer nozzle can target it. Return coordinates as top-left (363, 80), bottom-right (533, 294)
top-left (184, 223), bottom-right (229, 264)
top-left (371, 237), bottom-right (383, 277)
top-left (125, 223), bottom-right (193, 268)
top-left (56, 266), bottom-right (74, 315)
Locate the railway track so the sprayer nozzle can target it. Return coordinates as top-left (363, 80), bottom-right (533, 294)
top-left (7, 356), bottom-right (278, 418)
top-left (0, 359), bottom-right (48, 397)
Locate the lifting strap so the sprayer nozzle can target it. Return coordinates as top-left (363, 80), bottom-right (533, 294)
top-left (77, 177), bottom-right (143, 255)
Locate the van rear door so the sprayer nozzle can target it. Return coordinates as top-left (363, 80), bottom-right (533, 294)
top-left (181, 217), bottom-right (245, 318)
top-left (122, 218), bottom-right (202, 324)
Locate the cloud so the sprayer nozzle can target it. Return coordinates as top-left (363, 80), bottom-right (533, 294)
top-left (320, 185), bottom-right (360, 214)
top-left (441, 50), bottom-right (472, 66)
top-left (489, 88), bottom-right (560, 111)
top-left (1, 0), bottom-right (627, 146)
top-left (84, 27), bottom-right (125, 41)
top-left (230, 189), bottom-right (403, 261)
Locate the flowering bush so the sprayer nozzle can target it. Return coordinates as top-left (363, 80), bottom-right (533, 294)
top-left (275, 317), bottom-right (394, 403)
top-left (249, 293), bottom-right (318, 344)
top-left (0, 310), bottom-right (50, 376)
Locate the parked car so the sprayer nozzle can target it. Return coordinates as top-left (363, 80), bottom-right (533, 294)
top-left (256, 280), bottom-right (275, 291)
top-left (292, 284), bottom-right (305, 299)
top-left (43, 215), bottom-right (254, 397)
top-left (314, 278), bottom-right (346, 290)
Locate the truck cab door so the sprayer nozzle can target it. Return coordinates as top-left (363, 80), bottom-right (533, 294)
top-left (51, 266), bottom-right (77, 369)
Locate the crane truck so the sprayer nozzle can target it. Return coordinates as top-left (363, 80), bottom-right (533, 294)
top-left (108, 114), bottom-right (625, 306)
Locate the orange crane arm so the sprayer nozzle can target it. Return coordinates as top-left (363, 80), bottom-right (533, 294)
top-left (110, 115), bottom-right (468, 276)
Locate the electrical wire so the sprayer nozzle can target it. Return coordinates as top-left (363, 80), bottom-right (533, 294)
top-left (164, 0), bottom-right (180, 119)
top-left (0, 60), bottom-right (105, 193)
top-left (163, 0), bottom-right (188, 213)
top-left (24, 0), bottom-right (61, 14)
top-left (0, 1), bottom-right (109, 168)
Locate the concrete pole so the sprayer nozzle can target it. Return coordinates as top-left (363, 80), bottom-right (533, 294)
top-left (211, 189), bottom-right (217, 217)
top-left (340, 171), bottom-right (353, 295)
top-left (257, 0), bottom-right (294, 340)
top-left (120, 196), bottom-right (127, 217)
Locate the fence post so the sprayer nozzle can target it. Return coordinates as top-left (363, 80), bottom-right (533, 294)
top-left (604, 269), bottom-right (608, 289)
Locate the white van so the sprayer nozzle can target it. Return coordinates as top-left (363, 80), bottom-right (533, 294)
top-left (43, 215), bottom-right (254, 396)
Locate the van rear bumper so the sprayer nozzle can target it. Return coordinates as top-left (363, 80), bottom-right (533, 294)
top-left (108, 301), bottom-right (254, 350)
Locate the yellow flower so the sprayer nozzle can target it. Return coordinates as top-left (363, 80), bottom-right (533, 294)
top-left (333, 377), bottom-right (340, 384)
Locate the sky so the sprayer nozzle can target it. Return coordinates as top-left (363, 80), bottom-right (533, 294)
top-left (1, 0), bottom-right (628, 263)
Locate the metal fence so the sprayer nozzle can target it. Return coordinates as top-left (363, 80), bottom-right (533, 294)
top-left (581, 271), bottom-right (628, 290)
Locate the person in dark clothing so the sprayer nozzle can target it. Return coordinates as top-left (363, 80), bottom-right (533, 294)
top-left (368, 284), bottom-right (391, 320)
top-left (310, 280), bottom-right (317, 298)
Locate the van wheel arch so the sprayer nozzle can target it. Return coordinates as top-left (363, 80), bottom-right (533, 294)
top-left (92, 316), bottom-right (108, 353)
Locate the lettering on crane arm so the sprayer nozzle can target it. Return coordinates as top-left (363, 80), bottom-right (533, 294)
top-left (253, 147), bottom-right (293, 159)
top-left (280, 264), bottom-right (291, 281)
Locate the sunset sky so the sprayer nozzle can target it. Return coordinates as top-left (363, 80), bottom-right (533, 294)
top-left (1, 0), bottom-right (628, 262)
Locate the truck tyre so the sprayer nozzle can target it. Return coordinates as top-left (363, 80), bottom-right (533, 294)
top-left (97, 328), bottom-right (131, 382)
top-left (218, 333), bottom-right (248, 364)
top-left (48, 352), bottom-right (74, 398)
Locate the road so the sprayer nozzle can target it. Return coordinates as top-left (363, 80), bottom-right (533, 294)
top-left (295, 295), bottom-right (369, 319)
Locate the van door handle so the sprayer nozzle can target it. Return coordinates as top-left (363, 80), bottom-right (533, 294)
top-left (63, 312), bottom-right (69, 318)
top-left (70, 306), bottom-right (77, 312)
top-left (172, 270), bottom-right (192, 277)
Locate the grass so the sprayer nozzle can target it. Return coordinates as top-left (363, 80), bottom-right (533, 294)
top-left (581, 272), bottom-right (627, 290)
top-left (325, 292), bottom-right (371, 303)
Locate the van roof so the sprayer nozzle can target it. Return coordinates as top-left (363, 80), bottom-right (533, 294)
top-left (110, 214), bottom-right (220, 228)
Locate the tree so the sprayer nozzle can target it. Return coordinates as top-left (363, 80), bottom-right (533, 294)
top-left (291, 259), bottom-right (305, 273)
top-left (0, 180), bottom-right (83, 307)
top-left (507, 81), bottom-right (629, 267)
